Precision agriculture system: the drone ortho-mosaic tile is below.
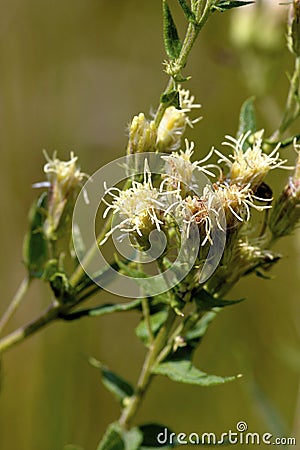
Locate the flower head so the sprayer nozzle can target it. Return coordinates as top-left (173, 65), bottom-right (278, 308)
top-left (42, 151), bottom-right (87, 240)
top-left (162, 139), bottom-right (218, 195)
top-left (215, 131), bottom-right (288, 190)
top-left (215, 182), bottom-right (271, 228)
top-left (102, 161), bottom-right (164, 245)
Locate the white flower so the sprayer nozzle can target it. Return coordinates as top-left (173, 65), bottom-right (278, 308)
top-left (101, 161), bottom-right (165, 244)
top-left (215, 182), bottom-right (271, 227)
top-left (162, 139), bottom-right (219, 194)
top-left (215, 130), bottom-right (289, 190)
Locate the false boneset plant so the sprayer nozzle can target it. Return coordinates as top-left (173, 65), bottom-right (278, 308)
top-left (1, 1), bottom-right (300, 448)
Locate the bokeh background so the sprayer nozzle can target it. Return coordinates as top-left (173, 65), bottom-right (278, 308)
top-left (0, 1), bottom-right (300, 449)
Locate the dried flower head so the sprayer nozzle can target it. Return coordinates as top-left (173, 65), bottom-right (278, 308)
top-left (42, 151), bottom-right (87, 240)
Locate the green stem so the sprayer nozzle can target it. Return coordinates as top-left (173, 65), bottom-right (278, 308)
top-left (274, 56), bottom-right (300, 139)
top-left (0, 303), bottom-right (62, 355)
top-left (141, 297), bottom-right (154, 344)
top-left (0, 276), bottom-right (31, 336)
top-left (154, 0), bottom-right (213, 127)
top-left (118, 307), bottom-right (176, 429)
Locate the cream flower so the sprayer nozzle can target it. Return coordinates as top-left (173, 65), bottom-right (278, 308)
top-left (215, 182), bottom-right (271, 228)
top-left (162, 139), bottom-right (219, 194)
top-left (101, 161), bottom-right (165, 244)
top-left (215, 131), bottom-right (289, 190)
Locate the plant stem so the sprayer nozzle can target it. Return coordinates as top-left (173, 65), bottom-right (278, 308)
top-left (0, 303), bottom-right (62, 355)
top-left (154, 0), bottom-right (213, 127)
top-left (272, 56), bottom-right (300, 140)
top-left (0, 276), bottom-right (31, 336)
top-left (118, 307), bottom-right (176, 429)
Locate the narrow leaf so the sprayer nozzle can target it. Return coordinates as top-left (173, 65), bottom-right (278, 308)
top-left (185, 310), bottom-right (219, 346)
top-left (72, 223), bottom-right (86, 260)
top-left (135, 310), bottom-right (168, 345)
top-left (89, 358), bottom-right (134, 405)
top-left (152, 359), bottom-right (237, 386)
top-left (163, 0), bottom-right (182, 60)
top-left (97, 423), bottom-right (125, 450)
top-left (195, 289), bottom-right (244, 310)
top-left (212, 0), bottom-right (254, 12)
top-left (177, 0), bottom-right (196, 22)
top-left (23, 192), bottom-right (49, 278)
top-left (160, 90), bottom-right (180, 109)
top-left (237, 96), bottom-right (257, 147)
top-left (139, 423), bottom-right (176, 448)
top-left (61, 299), bottom-right (142, 321)
top-left (97, 423), bottom-right (143, 450)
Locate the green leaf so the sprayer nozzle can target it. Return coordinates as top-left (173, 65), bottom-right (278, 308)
top-left (237, 97), bottom-right (257, 147)
top-left (152, 359), bottom-right (237, 386)
top-left (139, 423), bottom-right (176, 449)
top-left (177, 0), bottom-right (196, 22)
top-left (96, 423), bottom-right (143, 450)
top-left (212, 0), bottom-right (254, 12)
top-left (61, 299), bottom-right (142, 321)
top-left (185, 310), bottom-right (219, 346)
top-left (135, 310), bottom-right (168, 346)
top-left (163, 1), bottom-right (182, 60)
top-left (160, 90), bottom-right (180, 109)
top-left (97, 423), bottom-right (125, 450)
top-left (195, 289), bottom-right (244, 310)
top-left (89, 358), bottom-right (134, 405)
top-left (72, 223), bottom-right (86, 261)
top-left (23, 192), bottom-right (49, 278)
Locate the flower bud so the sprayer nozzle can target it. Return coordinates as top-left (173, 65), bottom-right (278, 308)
top-left (270, 150), bottom-right (300, 238)
top-left (127, 113), bottom-right (157, 154)
top-left (43, 152), bottom-right (86, 241)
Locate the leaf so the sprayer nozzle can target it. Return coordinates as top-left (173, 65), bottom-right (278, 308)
top-left (194, 289), bottom-right (244, 310)
top-left (96, 423), bottom-right (143, 450)
top-left (72, 223), bottom-right (86, 261)
top-left (160, 90), bottom-right (180, 109)
top-left (185, 310), bottom-right (219, 347)
top-left (23, 192), bottom-right (49, 278)
top-left (163, 1), bottom-right (182, 60)
top-left (139, 423), bottom-right (176, 449)
top-left (152, 359), bottom-right (237, 386)
top-left (212, 0), bottom-right (254, 12)
top-left (237, 97), bottom-right (257, 147)
top-left (97, 423), bottom-right (125, 450)
top-left (61, 299), bottom-right (142, 321)
top-left (176, 0), bottom-right (196, 22)
top-left (135, 310), bottom-right (168, 345)
top-left (89, 358), bottom-right (134, 405)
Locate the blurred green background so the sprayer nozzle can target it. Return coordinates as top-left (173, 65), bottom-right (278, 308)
top-left (0, 1), bottom-right (300, 449)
